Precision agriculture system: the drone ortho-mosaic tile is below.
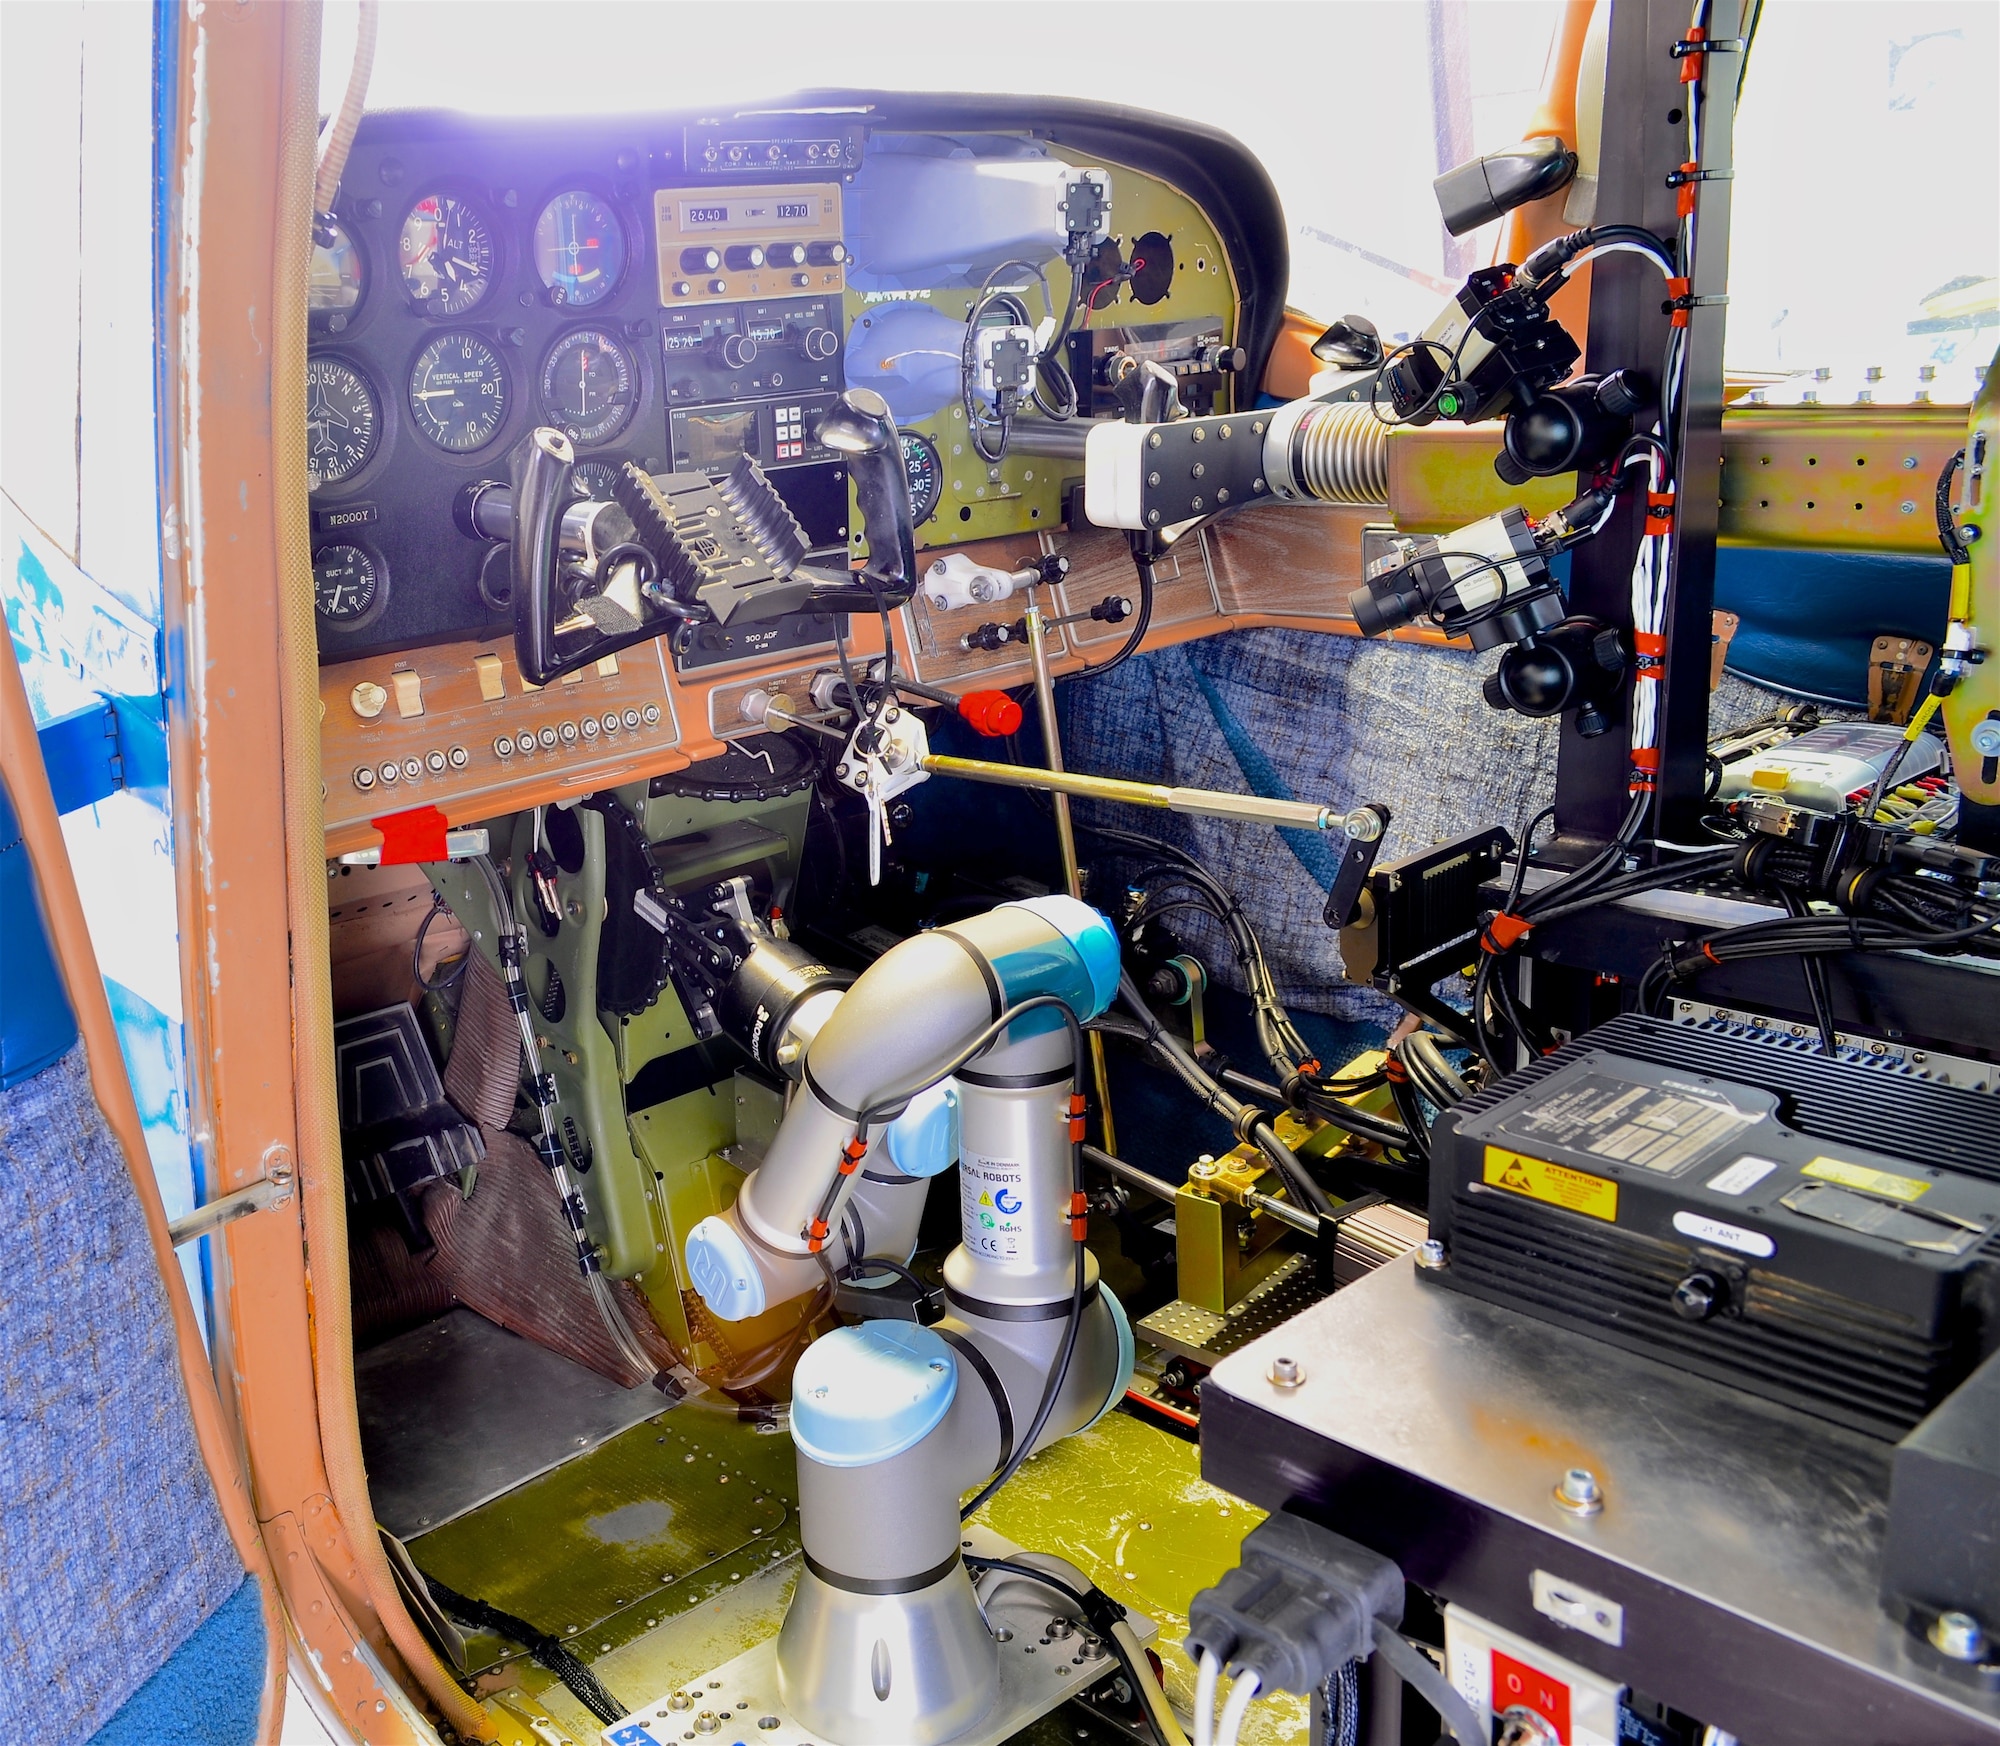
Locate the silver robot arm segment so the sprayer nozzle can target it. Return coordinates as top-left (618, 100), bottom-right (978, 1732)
top-left (684, 895), bottom-right (1124, 1322)
top-left (684, 896), bottom-right (1132, 1744)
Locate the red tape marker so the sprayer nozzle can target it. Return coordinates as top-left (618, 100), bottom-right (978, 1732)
top-left (370, 804), bottom-right (450, 865)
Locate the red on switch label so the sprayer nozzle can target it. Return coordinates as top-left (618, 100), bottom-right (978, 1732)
top-left (1491, 1649), bottom-right (1571, 1744)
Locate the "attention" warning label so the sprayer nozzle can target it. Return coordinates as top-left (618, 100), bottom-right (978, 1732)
top-left (1483, 1146), bottom-right (1619, 1222)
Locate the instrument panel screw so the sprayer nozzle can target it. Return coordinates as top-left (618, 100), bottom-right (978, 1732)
top-left (1930, 1611), bottom-right (1987, 1662)
top-left (1416, 1238), bottom-right (1447, 1271)
top-left (1554, 1467), bottom-right (1604, 1515)
top-left (1267, 1355), bottom-right (1305, 1389)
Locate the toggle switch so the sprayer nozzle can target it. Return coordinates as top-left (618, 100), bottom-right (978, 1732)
top-left (473, 653), bottom-right (505, 701)
top-left (391, 670), bottom-right (424, 719)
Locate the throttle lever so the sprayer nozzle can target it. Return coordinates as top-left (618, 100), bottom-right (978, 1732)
top-left (816, 388), bottom-right (916, 595)
top-left (510, 427), bottom-right (577, 687)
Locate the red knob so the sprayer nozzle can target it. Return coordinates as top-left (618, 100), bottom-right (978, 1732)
top-left (958, 690), bottom-right (1024, 737)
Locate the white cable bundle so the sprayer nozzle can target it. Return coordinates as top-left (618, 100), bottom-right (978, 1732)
top-left (1628, 447), bottom-right (1673, 794)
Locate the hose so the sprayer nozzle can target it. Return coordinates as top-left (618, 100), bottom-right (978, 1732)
top-left (967, 1557), bottom-right (1187, 1746)
top-left (311, 0), bottom-right (378, 233)
top-left (1115, 1618), bottom-right (1192, 1746)
top-left (1115, 975), bottom-right (1338, 1219)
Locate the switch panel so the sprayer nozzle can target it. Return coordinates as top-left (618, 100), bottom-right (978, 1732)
top-left (320, 639), bottom-right (682, 845)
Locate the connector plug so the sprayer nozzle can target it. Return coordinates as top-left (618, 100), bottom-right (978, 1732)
top-left (1185, 1514), bottom-right (1402, 1694)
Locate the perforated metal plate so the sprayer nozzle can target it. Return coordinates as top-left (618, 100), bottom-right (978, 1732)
top-left (1135, 1253), bottom-right (1328, 1366)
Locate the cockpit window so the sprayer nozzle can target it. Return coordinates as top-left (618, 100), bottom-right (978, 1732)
top-left (320, 1), bottom-right (1564, 352)
top-left (1727, 0), bottom-right (1997, 403)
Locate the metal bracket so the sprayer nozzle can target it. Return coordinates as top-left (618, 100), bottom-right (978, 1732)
top-left (37, 695), bottom-right (169, 815)
top-left (169, 1145), bottom-right (296, 1247)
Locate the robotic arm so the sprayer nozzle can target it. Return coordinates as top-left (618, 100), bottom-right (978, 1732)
top-left (681, 896), bottom-right (1134, 1746)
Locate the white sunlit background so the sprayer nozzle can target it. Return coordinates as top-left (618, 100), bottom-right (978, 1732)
top-left (323, 0), bottom-right (1998, 403)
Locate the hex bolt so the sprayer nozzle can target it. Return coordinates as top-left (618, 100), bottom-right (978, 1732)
top-left (1415, 1238), bottom-right (1448, 1271)
top-left (1554, 1467), bottom-right (1604, 1515)
top-left (1268, 1355), bottom-right (1305, 1389)
top-left (1930, 1610), bottom-right (1988, 1662)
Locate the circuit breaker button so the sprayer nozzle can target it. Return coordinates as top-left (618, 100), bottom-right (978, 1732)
top-left (391, 670), bottom-right (424, 718)
top-left (426, 749), bottom-right (448, 774)
top-left (537, 726), bottom-right (559, 750)
top-left (473, 653), bottom-right (506, 701)
top-left (352, 766), bottom-right (376, 790)
top-left (349, 681), bottom-right (387, 719)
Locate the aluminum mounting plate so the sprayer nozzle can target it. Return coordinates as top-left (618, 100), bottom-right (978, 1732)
top-left (600, 1530), bottom-right (1155, 1746)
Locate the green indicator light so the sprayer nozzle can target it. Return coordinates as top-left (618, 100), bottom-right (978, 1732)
top-left (1437, 391), bottom-right (1461, 416)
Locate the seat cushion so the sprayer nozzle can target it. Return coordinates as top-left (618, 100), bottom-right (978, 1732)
top-left (0, 1045), bottom-right (249, 1743)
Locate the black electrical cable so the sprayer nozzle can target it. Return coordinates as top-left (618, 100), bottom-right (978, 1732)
top-left (1210, 1060), bottom-right (1416, 1156)
top-left (962, 1557), bottom-right (1173, 1746)
top-left (419, 1574), bottom-right (627, 1725)
top-left (1365, 295), bottom-right (1514, 429)
top-left (1778, 887), bottom-right (1839, 1054)
top-left (1068, 547), bottom-right (1155, 681)
top-left (1937, 448), bottom-right (1972, 565)
top-left (412, 891), bottom-right (470, 993)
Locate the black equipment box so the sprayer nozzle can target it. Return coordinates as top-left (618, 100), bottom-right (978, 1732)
top-left (1427, 1014), bottom-right (2000, 1439)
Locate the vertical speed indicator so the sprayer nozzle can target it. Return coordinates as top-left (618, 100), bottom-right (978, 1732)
top-left (408, 333), bottom-right (509, 452)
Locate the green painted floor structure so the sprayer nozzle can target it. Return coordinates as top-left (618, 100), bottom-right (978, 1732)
top-left (406, 1403), bottom-right (1302, 1743)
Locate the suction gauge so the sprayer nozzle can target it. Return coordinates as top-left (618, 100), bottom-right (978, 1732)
top-left (313, 543), bottom-right (385, 625)
top-left (901, 431), bottom-right (943, 526)
top-left (398, 193), bottom-right (495, 315)
top-left (534, 191), bottom-right (626, 308)
top-left (540, 328), bottom-right (637, 446)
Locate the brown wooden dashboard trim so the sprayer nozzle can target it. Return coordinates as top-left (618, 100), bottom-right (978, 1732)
top-left (319, 505), bottom-right (1448, 856)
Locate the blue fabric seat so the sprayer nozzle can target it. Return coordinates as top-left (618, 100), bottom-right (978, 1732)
top-left (0, 773), bottom-right (262, 1746)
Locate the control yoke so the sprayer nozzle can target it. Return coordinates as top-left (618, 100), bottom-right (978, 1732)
top-left (816, 387), bottom-right (917, 599)
top-left (493, 388), bottom-right (923, 686)
top-left (509, 426), bottom-right (579, 690)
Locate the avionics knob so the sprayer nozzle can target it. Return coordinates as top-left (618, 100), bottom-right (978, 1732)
top-left (806, 240), bottom-right (847, 268)
top-left (680, 245), bottom-right (722, 274)
top-left (724, 244), bottom-right (766, 271)
top-left (767, 241), bottom-right (808, 268)
top-left (718, 331), bottom-right (758, 369)
top-left (798, 326), bottom-right (839, 362)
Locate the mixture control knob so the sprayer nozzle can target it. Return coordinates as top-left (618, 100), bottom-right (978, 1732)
top-left (798, 326), bottom-right (839, 362)
top-left (679, 245), bottom-right (721, 274)
top-left (767, 241), bottom-right (808, 268)
top-left (718, 331), bottom-right (758, 369)
top-left (806, 240), bottom-right (847, 268)
top-left (723, 243), bottom-right (766, 271)
top-left (707, 278), bottom-right (728, 296)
